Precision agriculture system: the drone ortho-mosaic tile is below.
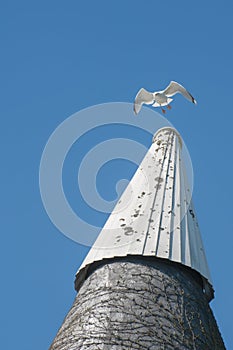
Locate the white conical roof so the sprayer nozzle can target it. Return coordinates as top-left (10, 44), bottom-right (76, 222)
top-left (75, 127), bottom-right (213, 298)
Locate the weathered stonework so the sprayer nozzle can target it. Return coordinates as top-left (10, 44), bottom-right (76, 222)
top-left (49, 259), bottom-right (225, 350)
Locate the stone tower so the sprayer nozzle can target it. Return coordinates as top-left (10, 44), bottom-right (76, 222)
top-left (49, 127), bottom-right (225, 349)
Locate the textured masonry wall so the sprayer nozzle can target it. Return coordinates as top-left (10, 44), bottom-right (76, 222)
top-left (49, 259), bottom-right (225, 350)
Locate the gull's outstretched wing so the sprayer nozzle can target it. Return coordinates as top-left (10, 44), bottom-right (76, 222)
top-left (163, 81), bottom-right (197, 104)
top-left (134, 88), bottom-right (154, 115)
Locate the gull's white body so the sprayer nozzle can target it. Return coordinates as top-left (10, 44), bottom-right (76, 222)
top-left (134, 81), bottom-right (197, 115)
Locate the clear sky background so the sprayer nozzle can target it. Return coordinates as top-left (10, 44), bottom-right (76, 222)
top-left (1, 1), bottom-right (233, 349)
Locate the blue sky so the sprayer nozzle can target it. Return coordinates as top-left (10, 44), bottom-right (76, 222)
top-left (1, 1), bottom-right (233, 349)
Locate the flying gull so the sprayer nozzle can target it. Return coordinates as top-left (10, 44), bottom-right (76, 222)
top-left (134, 81), bottom-right (197, 115)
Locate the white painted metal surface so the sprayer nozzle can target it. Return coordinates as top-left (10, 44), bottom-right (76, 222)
top-left (75, 127), bottom-right (213, 295)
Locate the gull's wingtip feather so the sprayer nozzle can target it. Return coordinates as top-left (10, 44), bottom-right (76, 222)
top-left (133, 102), bottom-right (141, 115)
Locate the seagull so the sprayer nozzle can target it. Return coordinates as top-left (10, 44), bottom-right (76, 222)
top-left (134, 81), bottom-right (197, 115)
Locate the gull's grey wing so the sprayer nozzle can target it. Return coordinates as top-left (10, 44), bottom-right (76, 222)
top-left (163, 81), bottom-right (197, 104)
top-left (134, 88), bottom-right (154, 115)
